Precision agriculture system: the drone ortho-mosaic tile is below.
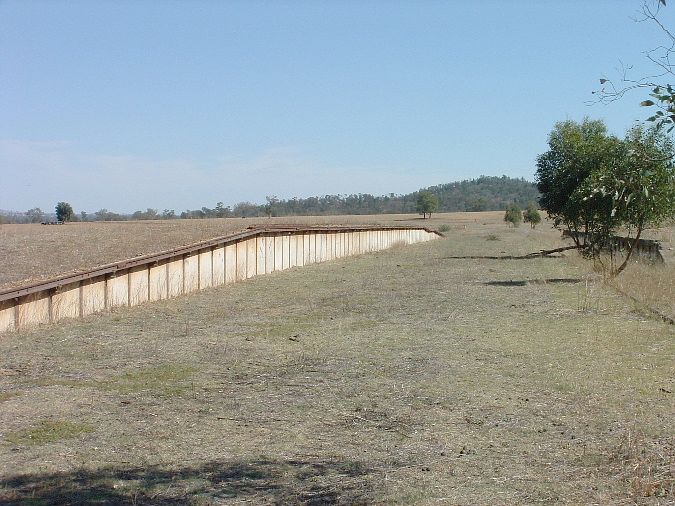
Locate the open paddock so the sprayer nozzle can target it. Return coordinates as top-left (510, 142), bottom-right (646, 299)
top-left (0, 213), bottom-right (506, 290)
top-left (0, 223), bottom-right (672, 504)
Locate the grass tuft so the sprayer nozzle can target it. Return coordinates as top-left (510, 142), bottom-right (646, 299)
top-left (6, 420), bottom-right (93, 445)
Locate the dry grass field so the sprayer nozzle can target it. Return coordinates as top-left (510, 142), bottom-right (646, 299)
top-left (1, 211), bottom-right (672, 320)
top-left (0, 217), bottom-right (673, 504)
top-left (0, 214), bottom-right (446, 290)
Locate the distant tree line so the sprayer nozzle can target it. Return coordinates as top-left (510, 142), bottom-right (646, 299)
top-left (0, 176), bottom-right (540, 223)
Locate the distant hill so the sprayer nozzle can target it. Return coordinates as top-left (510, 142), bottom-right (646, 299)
top-left (234, 175), bottom-right (540, 217)
top-left (422, 175), bottom-right (540, 212)
top-left (0, 175), bottom-right (540, 222)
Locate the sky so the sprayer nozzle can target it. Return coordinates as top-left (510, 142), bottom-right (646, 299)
top-left (1, 0), bottom-right (673, 213)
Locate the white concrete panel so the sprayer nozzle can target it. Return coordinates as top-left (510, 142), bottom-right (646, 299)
top-left (303, 234), bottom-right (311, 265)
top-left (265, 235), bottom-right (275, 273)
top-left (168, 257), bottom-right (184, 297)
top-left (324, 233), bottom-right (331, 261)
top-left (0, 300), bottom-right (15, 333)
top-left (256, 236), bottom-right (267, 276)
top-left (289, 235), bottom-right (298, 268)
top-left (51, 282), bottom-right (80, 321)
top-left (82, 277), bottom-right (106, 315)
top-left (282, 235), bottom-right (290, 270)
top-left (319, 233), bottom-right (327, 262)
top-left (149, 262), bottom-right (168, 301)
top-left (199, 249), bottom-right (213, 289)
top-left (246, 239), bottom-right (257, 278)
top-left (17, 291), bottom-right (50, 329)
top-left (307, 233), bottom-right (316, 264)
top-left (274, 235), bottom-right (284, 271)
top-left (213, 247), bottom-right (225, 286)
top-left (107, 272), bottom-right (129, 308)
top-left (107, 272), bottom-right (129, 307)
top-left (225, 244), bottom-right (237, 283)
top-left (129, 266), bottom-right (150, 307)
top-left (236, 241), bottom-right (247, 281)
top-left (296, 234), bottom-right (305, 267)
top-left (184, 254), bottom-right (200, 293)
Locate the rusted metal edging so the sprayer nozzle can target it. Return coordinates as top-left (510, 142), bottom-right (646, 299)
top-left (0, 225), bottom-right (442, 303)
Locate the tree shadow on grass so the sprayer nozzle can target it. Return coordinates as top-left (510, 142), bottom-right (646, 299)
top-left (484, 278), bottom-right (582, 287)
top-left (443, 255), bottom-right (564, 260)
top-left (0, 457), bottom-right (378, 505)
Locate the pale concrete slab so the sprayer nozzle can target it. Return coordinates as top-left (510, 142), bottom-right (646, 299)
top-left (282, 235), bottom-right (290, 270)
top-left (274, 235), bottom-right (284, 271)
top-left (129, 266), bottom-right (150, 307)
top-left (17, 291), bottom-right (50, 328)
top-left (149, 261), bottom-right (169, 301)
top-left (168, 257), bottom-right (184, 297)
top-left (184, 254), bottom-right (200, 294)
top-left (225, 244), bottom-right (237, 283)
top-left (213, 247), bottom-right (225, 286)
top-left (265, 235), bottom-right (275, 274)
top-left (82, 277), bottom-right (106, 316)
top-left (107, 271), bottom-right (129, 308)
top-left (236, 241), bottom-right (247, 281)
top-left (289, 235), bottom-right (298, 268)
top-left (199, 249), bottom-right (213, 289)
top-left (256, 236), bottom-right (267, 276)
top-left (246, 239), bottom-right (257, 278)
top-left (0, 300), bottom-right (15, 333)
top-left (51, 282), bottom-right (80, 321)
top-left (296, 235), bottom-right (305, 267)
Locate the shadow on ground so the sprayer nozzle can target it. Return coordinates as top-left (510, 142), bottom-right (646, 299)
top-left (0, 457), bottom-right (379, 505)
top-left (484, 278), bottom-right (583, 287)
top-left (443, 255), bottom-right (564, 260)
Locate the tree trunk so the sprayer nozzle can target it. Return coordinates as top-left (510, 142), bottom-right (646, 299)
top-left (614, 227), bottom-right (643, 276)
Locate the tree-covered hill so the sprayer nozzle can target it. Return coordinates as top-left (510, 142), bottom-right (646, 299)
top-left (247, 175), bottom-right (539, 217)
top-left (1, 175), bottom-right (540, 223)
top-left (423, 175), bottom-right (540, 213)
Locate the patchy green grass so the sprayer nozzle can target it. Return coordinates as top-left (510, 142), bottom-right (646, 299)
top-left (0, 221), bottom-right (672, 504)
top-left (0, 392), bottom-right (20, 403)
top-left (5, 420), bottom-right (93, 446)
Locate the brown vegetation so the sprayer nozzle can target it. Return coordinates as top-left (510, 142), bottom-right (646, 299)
top-left (0, 219), bottom-right (672, 504)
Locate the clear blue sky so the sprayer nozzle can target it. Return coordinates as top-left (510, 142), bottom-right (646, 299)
top-left (0, 0), bottom-right (671, 213)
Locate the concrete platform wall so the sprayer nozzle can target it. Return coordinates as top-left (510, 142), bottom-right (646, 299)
top-left (0, 226), bottom-right (441, 335)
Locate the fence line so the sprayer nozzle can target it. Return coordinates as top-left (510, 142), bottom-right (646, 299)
top-left (0, 225), bottom-right (442, 335)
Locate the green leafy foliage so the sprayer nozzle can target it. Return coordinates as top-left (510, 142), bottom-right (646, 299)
top-left (55, 202), bottom-right (74, 222)
top-left (416, 191), bottom-right (439, 218)
top-left (504, 203), bottom-right (522, 227)
top-left (536, 118), bottom-right (675, 274)
top-left (522, 203), bottom-right (542, 228)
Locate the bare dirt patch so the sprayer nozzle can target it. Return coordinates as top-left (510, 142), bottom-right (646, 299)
top-left (1, 224), bottom-right (672, 504)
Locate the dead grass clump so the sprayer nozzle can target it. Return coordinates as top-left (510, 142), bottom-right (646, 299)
top-left (610, 263), bottom-right (675, 322)
top-left (613, 429), bottom-right (674, 501)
